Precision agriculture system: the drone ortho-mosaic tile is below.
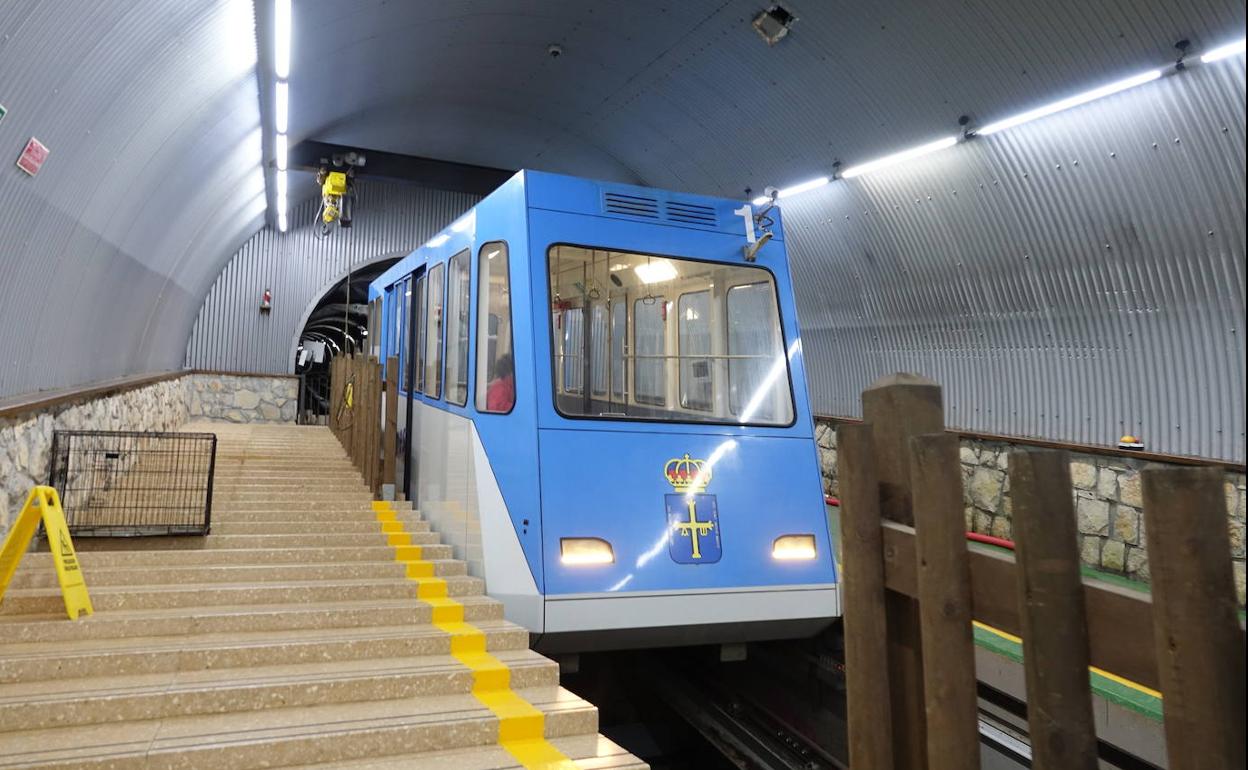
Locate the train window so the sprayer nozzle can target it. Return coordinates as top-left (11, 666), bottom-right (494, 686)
top-left (413, 273), bottom-right (426, 393)
top-left (678, 291), bottom-right (712, 411)
top-left (728, 282), bottom-right (793, 424)
top-left (444, 250), bottom-right (471, 406)
top-left (476, 242), bottom-right (514, 413)
top-left (561, 308), bottom-right (585, 395)
top-left (590, 303), bottom-right (609, 397)
top-left (423, 262), bottom-right (445, 399)
top-left (547, 244), bottom-right (794, 426)
top-left (633, 298), bottom-right (666, 406)
top-left (398, 279), bottom-right (409, 392)
top-left (610, 302), bottom-right (626, 401)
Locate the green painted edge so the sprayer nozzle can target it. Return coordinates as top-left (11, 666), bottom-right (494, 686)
top-left (972, 624), bottom-right (1163, 722)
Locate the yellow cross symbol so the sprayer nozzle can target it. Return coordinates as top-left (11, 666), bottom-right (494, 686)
top-left (674, 498), bottom-right (715, 559)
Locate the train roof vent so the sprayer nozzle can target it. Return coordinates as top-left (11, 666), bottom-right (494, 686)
top-left (664, 200), bottom-right (718, 227)
top-left (604, 192), bottom-right (660, 219)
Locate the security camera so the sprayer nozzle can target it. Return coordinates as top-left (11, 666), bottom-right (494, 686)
top-left (547, 44), bottom-right (563, 58)
top-left (764, 185), bottom-right (780, 202)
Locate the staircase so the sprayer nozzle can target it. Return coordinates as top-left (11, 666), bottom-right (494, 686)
top-left (0, 422), bottom-right (644, 769)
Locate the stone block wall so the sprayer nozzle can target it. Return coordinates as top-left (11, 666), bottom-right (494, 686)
top-left (1, 372), bottom-right (299, 540)
top-left (186, 374), bottom-right (297, 423)
top-left (0, 378), bottom-right (189, 536)
top-left (814, 418), bottom-right (1247, 606)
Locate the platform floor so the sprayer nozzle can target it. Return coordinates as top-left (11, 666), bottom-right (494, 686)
top-left (0, 421), bottom-right (645, 769)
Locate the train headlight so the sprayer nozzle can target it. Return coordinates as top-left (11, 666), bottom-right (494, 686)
top-left (560, 537), bottom-right (614, 566)
top-left (772, 534), bottom-right (817, 560)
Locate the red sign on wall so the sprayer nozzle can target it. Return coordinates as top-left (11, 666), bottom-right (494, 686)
top-left (16, 137), bottom-right (49, 176)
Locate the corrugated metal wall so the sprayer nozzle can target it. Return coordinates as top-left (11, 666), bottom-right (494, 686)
top-left (784, 62), bottom-right (1246, 462)
top-left (0, 0), bottom-right (263, 399)
top-left (185, 180), bottom-right (479, 373)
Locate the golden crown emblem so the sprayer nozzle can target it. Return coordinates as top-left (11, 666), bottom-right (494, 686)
top-left (665, 454), bottom-right (710, 492)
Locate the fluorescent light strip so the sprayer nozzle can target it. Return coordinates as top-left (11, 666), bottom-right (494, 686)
top-left (751, 176), bottom-right (830, 206)
top-left (977, 69), bottom-right (1161, 135)
top-left (278, 211), bottom-right (288, 233)
top-left (274, 0), bottom-right (291, 78)
top-left (275, 133), bottom-right (288, 171)
top-left (840, 135), bottom-right (958, 179)
top-left (1202, 37), bottom-right (1245, 63)
top-left (276, 169), bottom-right (288, 211)
top-left (275, 81), bottom-right (289, 133)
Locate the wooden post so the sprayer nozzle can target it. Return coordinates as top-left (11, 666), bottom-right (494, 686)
top-left (1008, 448), bottom-right (1097, 770)
top-left (383, 356), bottom-right (398, 491)
top-left (1140, 466), bottom-right (1246, 770)
top-left (369, 357), bottom-right (382, 493)
top-left (350, 356), bottom-right (364, 474)
top-left (862, 373), bottom-right (941, 770)
top-left (909, 433), bottom-right (979, 770)
top-left (838, 423), bottom-right (895, 770)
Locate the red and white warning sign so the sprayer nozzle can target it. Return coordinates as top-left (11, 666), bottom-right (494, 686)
top-left (16, 137), bottom-right (49, 176)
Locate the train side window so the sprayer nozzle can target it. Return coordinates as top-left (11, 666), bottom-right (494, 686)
top-left (444, 250), bottom-right (471, 406)
top-left (561, 308), bottom-right (585, 395)
top-left (634, 297), bottom-right (666, 406)
top-left (590, 303), bottom-right (609, 396)
top-left (678, 291), bottom-right (712, 411)
top-left (423, 262), bottom-right (445, 399)
top-left (476, 242), bottom-right (515, 413)
top-left (610, 302), bottom-right (626, 402)
top-left (413, 274), bottom-right (426, 394)
top-left (727, 282), bottom-right (792, 424)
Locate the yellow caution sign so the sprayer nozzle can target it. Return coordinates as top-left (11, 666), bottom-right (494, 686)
top-left (0, 486), bottom-right (94, 620)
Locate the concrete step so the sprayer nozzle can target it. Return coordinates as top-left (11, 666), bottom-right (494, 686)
top-left (291, 734), bottom-right (648, 770)
top-left (208, 519), bottom-right (430, 535)
top-left (0, 644), bottom-right (554, 733)
top-left (0, 575), bottom-right (484, 615)
top-left (6, 558), bottom-right (465, 591)
top-left (0, 597), bottom-right (504, 645)
top-left (16, 545), bottom-right (451, 569)
top-left (0, 619), bottom-right (531, 685)
top-left (0, 686), bottom-right (597, 769)
top-left (202, 531), bottom-right (439, 548)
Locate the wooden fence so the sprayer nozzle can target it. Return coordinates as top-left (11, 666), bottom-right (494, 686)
top-left (328, 355), bottom-right (398, 496)
top-left (841, 374), bottom-right (1246, 770)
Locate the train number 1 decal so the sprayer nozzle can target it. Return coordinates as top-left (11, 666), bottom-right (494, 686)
top-left (664, 454), bottom-right (723, 564)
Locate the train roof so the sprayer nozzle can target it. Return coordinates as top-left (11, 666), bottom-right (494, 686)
top-left (369, 170), bottom-right (779, 297)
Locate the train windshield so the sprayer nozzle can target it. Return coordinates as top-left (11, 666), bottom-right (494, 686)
top-left (548, 245), bottom-right (794, 426)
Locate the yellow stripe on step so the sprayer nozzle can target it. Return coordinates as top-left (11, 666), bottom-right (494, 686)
top-left (372, 500), bottom-right (575, 770)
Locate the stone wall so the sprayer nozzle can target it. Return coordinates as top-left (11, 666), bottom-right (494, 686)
top-left (186, 374), bottom-right (297, 423)
top-left (815, 419), bottom-right (1247, 605)
top-left (0, 372), bottom-right (299, 540)
top-left (0, 378), bottom-right (189, 536)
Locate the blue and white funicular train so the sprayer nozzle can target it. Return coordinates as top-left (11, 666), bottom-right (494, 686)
top-left (370, 170), bottom-right (838, 651)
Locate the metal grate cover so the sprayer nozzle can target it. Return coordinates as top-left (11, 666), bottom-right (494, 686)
top-left (48, 431), bottom-right (217, 536)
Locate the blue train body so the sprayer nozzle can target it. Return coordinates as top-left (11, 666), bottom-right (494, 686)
top-left (370, 170), bottom-right (838, 651)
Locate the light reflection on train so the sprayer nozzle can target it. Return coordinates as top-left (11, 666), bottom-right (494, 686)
top-left (370, 170), bottom-right (837, 651)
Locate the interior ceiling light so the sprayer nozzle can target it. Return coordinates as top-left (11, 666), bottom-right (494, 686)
top-left (977, 69), bottom-right (1161, 135)
top-left (276, 169), bottom-right (288, 210)
top-left (275, 133), bottom-right (288, 171)
top-left (634, 260), bottom-right (678, 284)
top-left (274, 0), bottom-right (291, 78)
top-left (275, 81), bottom-right (289, 133)
top-left (1202, 37), bottom-right (1246, 63)
top-left (840, 136), bottom-right (958, 179)
top-left (278, 211), bottom-right (288, 233)
top-left (752, 176), bottom-right (829, 206)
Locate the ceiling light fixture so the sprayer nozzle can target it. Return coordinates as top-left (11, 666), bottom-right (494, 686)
top-left (751, 176), bottom-right (830, 205)
top-left (635, 261), bottom-right (678, 284)
top-left (976, 69), bottom-right (1161, 135)
top-left (275, 133), bottom-right (288, 171)
top-left (1202, 37), bottom-right (1246, 63)
top-left (274, 81), bottom-right (289, 133)
top-left (840, 136), bottom-right (958, 179)
top-left (274, 0), bottom-right (291, 78)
